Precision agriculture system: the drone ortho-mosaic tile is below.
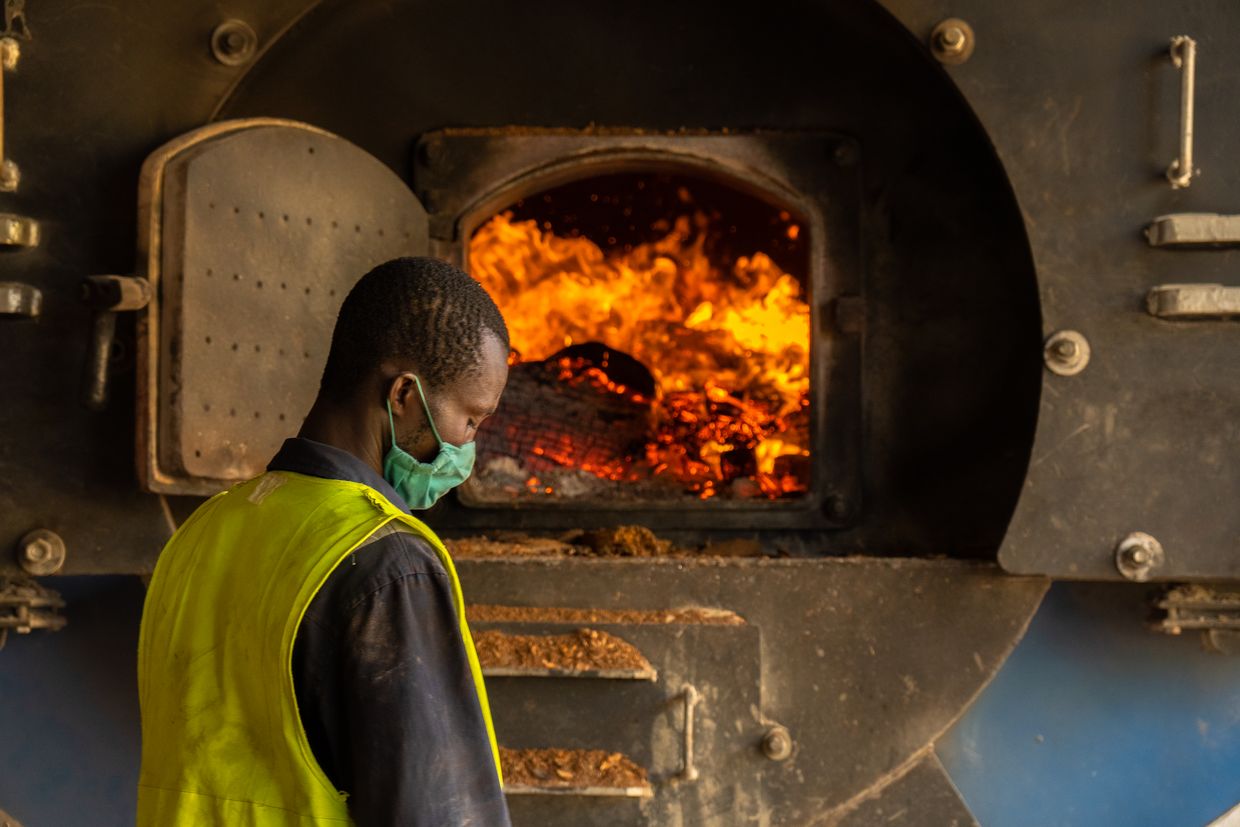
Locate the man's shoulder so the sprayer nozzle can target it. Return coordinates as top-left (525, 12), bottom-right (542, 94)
top-left (305, 526), bottom-right (449, 625)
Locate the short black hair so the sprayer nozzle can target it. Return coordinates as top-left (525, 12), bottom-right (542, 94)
top-left (319, 256), bottom-right (509, 396)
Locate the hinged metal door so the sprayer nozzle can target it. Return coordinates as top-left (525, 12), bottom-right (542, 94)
top-left (135, 119), bottom-right (428, 495)
top-left (877, 3), bottom-right (1240, 581)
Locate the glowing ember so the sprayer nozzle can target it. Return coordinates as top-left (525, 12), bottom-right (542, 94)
top-left (469, 209), bottom-right (811, 499)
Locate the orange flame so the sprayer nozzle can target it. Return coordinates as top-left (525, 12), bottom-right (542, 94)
top-left (469, 210), bottom-right (811, 498)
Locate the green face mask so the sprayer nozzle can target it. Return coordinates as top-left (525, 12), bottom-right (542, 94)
top-left (382, 375), bottom-right (477, 510)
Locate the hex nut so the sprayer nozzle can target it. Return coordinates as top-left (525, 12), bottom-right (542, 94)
top-left (930, 18), bottom-right (975, 65)
top-left (1115, 532), bottom-right (1164, 582)
top-left (17, 528), bottom-right (66, 576)
top-left (1043, 330), bottom-right (1091, 376)
top-left (761, 725), bottom-right (794, 761)
top-left (211, 20), bottom-right (258, 67)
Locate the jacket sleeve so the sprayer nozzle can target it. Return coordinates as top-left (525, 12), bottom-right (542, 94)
top-left (334, 535), bottom-right (510, 827)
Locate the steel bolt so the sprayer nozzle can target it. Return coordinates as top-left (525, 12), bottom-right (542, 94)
top-left (930, 18), bottom-right (974, 65)
top-left (16, 529), bottom-right (66, 576)
top-left (761, 726), bottom-right (794, 761)
top-left (24, 538), bottom-right (50, 563)
top-left (1115, 532), bottom-right (1164, 582)
top-left (938, 26), bottom-right (966, 54)
top-left (1043, 330), bottom-right (1091, 376)
top-left (210, 20), bottom-right (258, 66)
top-left (1052, 338), bottom-right (1078, 360)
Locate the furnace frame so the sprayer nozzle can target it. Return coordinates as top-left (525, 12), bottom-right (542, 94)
top-left (415, 130), bottom-right (862, 531)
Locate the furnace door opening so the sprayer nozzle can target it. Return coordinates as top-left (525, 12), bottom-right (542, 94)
top-left (464, 171), bottom-right (813, 506)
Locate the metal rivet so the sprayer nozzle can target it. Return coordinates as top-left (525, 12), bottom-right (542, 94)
top-left (17, 529), bottom-right (66, 576)
top-left (1115, 532), bottom-right (1164, 582)
top-left (210, 20), bottom-right (258, 67)
top-left (1043, 330), bottom-right (1090, 376)
top-left (761, 726), bottom-right (794, 761)
top-left (930, 18), bottom-right (975, 65)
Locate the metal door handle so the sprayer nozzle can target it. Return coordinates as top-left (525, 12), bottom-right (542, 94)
top-left (677, 684), bottom-right (700, 782)
top-left (1167, 35), bottom-right (1197, 189)
top-left (80, 275), bottom-right (150, 410)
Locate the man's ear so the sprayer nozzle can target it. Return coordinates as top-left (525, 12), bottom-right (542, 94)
top-left (387, 373), bottom-right (418, 416)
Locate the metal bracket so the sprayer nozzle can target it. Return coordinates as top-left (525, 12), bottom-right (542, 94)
top-left (1150, 585), bottom-right (1240, 654)
top-left (1145, 213), bottom-right (1240, 247)
top-left (0, 576), bottom-right (66, 651)
top-left (0, 280), bottom-right (39, 317)
top-left (0, 213), bottom-right (36, 246)
top-left (1146, 284), bottom-right (1240, 319)
top-left (1167, 35), bottom-right (1197, 189)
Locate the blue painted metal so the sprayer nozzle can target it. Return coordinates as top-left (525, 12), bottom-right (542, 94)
top-left (4, 578), bottom-right (1240, 825)
top-left (940, 583), bottom-right (1240, 827)
top-left (0, 577), bottom-right (143, 827)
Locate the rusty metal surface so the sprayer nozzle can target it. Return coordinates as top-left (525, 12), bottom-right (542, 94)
top-left (139, 120), bottom-right (426, 493)
top-left (878, 1), bottom-right (1240, 580)
top-left (457, 556), bottom-right (1047, 826)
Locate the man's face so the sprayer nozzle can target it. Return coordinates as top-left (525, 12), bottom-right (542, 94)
top-left (398, 331), bottom-right (509, 462)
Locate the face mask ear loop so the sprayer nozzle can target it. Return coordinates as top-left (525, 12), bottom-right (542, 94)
top-left (386, 399), bottom-right (399, 449)
top-left (413, 375), bottom-right (445, 446)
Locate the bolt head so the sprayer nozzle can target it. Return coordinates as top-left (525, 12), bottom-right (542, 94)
top-left (16, 529), bottom-right (66, 575)
top-left (23, 538), bottom-right (50, 563)
top-left (939, 26), bottom-right (966, 52)
top-left (1052, 339), bottom-right (1079, 360)
top-left (211, 20), bottom-right (257, 66)
top-left (762, 726), bottom-right (794, 761)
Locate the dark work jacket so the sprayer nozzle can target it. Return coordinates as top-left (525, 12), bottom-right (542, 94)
top-left (268, 438), bottom-right (511, 827)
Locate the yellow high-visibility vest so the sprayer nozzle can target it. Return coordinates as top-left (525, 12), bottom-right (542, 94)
top-left (136, 471), bottom-right (500, 825)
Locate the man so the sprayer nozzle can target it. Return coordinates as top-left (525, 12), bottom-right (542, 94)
top-left (137, 257), bottom-right (512, 826)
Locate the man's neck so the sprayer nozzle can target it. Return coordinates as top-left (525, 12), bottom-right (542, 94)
top-left (298, 399), bottom-right (385, 478)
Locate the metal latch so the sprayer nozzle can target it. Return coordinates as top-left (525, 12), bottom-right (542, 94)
top-left (0, 576), bottom-right (66, 650)
top-left (1146, 284), bottom-right (1240, 319)
top-left (0, 280), bottom-right (39, 317)
top-left (1152, 585), bottom-right (1240, 654)
top-left (80, 274), bottom-right (151, 410)
top-left (1145, 214), bottom-right (1240, 247)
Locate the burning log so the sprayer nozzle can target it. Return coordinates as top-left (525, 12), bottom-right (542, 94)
top-left (468, 208), bottom-right (814, 502)
top-left (472, 343), bottom-right (654, 500)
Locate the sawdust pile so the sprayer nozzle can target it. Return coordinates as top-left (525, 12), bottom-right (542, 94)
top-left (500, 747), bottom-right (649, 790)
top-left (475, 628), bottom-right (652, 673)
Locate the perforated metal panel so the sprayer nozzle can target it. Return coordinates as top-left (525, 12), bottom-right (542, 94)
top-left (139, 120), bottom-right (427, 493)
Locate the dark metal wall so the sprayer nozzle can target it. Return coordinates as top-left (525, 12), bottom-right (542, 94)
top-left (883, 1), bottom-right (1240, 580)
top-left (1, 0), bottom-right (1041, 575)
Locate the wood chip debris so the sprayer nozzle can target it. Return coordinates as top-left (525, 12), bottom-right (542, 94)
top-left (467, 603), bottom-right (746, 626)
top-left (474, 628), bottom-right (653, 673)
top-left (447, 525), bottom-right (764, 559)
top-left (500, 747), bottom-right (649, 790)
